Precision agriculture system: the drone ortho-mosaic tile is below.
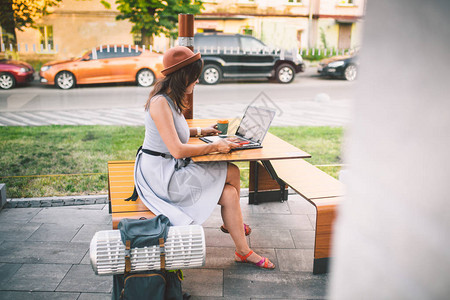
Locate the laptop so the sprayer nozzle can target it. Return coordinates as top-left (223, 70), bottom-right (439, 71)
top-left (200, 105), bottom-right (276, 150)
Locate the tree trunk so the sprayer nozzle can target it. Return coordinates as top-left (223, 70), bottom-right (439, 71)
top-left (0, 0), bottom-right (17, 49)
top-left (141, 29), bottom-right (154, 48)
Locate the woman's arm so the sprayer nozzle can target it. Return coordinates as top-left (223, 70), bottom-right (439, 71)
top-left (189, 125), bottom-right (220, 137)
top-left (150, 96), bottom-right (237, 159)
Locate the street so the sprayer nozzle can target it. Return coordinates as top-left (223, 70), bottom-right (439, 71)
top-left (0, 67), bottom-right (355, 126)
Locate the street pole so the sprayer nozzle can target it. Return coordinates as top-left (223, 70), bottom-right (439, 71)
top-left (178, 14), bottom-right (195, 120)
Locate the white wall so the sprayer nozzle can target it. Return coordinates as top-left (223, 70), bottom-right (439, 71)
top-left (328, 0), bottom-right (450, 299)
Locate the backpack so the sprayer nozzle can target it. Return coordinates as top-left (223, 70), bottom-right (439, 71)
top-left (112, 269), bottom-right (189, 300)
top-left (111, 216), bottom-right (190, 300)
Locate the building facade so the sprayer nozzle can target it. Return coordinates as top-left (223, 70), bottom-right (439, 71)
top-left (1, 0), bottom-right (365, 60)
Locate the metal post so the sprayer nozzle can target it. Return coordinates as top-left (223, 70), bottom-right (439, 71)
top-left (178, 14), bottom-right (195, 120)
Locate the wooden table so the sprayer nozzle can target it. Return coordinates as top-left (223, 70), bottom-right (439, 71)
top-left (187, 119), bottom-right (311, 204)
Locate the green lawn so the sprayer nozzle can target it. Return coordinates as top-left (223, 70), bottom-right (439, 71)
top-left (0, 125), bottom-right (344, 198)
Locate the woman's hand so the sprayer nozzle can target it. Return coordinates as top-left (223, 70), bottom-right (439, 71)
top-left (213, 138), bottom-right (240, 153)
top-left (202, 124), bottom-right (221, 136)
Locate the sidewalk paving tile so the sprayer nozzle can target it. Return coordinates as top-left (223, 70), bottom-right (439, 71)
top-left (0, 222), bottom-right (41, 241)
top-left (0, 263), bottom-right (22, 285)
top-left (182, 269), bottom-right (223, 297)
top-left (250, 201), bottom-right (291, 214)
top-left (223, 270), bottom-right (328, 298)
top-left (56, 265), bottom-right (112, 293)
top-left (204, 228), bottom-right (246, 248)
top-left (203, 247), bottom-right (278, 271)
top-left (0, 291), bottom-right (80, 300)
top-left (0, 263), bottom-right (71, 291)
top-left (58, 204), bottom-right (106, 210)
top-left (30, 207), bottom-right (111, 226)
top-left (245, 214), bottom-right (313, 230)
top-left (28, 223), bottom-right (82, 242)
top-left (78, 293), bottom-right (111, 300)
top-left (290, 230), bottom-right (315, 249)
top-left (0, 208), bottom-right (42, 224)
top-left (287, 195), bottom-right (317, 215)
top-left (0, 241), bottom-right (87, 264)
top-left (249, 228), bottom-right (295, 249)
top-left (191, 297), bottom-right (250, 300)
top-left (275, 249), bottom-right (314, 272)
top-left (71, 224), bottom-right (112, 243)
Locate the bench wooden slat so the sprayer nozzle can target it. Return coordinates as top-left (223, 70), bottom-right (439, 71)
top-left (112, 211), bottom-right (156, 229)
top-left (108, 161), bottom-right (156, 228)
top-left (270, 159), bottom-right (344, 200)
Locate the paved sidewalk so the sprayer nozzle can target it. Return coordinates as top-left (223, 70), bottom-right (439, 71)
top-left (0, 193), bottom-right (328, 299)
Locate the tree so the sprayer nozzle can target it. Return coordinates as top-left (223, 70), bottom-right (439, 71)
top-left (101, 0), bottom-right (203, 46)
top-left (0, 0), bottom-right (62, 48)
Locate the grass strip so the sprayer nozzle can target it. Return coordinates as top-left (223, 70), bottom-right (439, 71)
top-left (0, 125), bottom-right (343, 198)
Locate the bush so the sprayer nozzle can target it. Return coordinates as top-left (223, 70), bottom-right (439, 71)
top-left (301, 48), bottom-right (352, 61)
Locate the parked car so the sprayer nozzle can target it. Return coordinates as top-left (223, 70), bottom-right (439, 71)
top-left (40, 46), bottom-right (164, 89)
top-left (0, 59), bottom-right (35, 90)
top-left (317, 55), bottom-right (358, 81)
top-left (194, 33), bottom-right (305, 84)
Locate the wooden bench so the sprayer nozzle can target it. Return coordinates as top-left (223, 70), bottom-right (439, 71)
top-left (107, 160), bottom-right (155, 229)
top-left (249, 159), bottom-right (344, 274)
top-left (107, 159), bottom-right (344, 274)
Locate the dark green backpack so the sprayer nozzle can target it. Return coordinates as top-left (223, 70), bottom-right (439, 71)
top-left (111, 216), bottom-right (190, 300)
top-left (112, 269), bottom-right (188, 300)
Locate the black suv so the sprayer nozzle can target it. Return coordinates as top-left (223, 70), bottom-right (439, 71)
top-left (194, 33), bottom-right (305, 84)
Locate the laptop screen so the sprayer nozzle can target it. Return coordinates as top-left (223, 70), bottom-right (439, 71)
top-left (235, 106), bottom-right (276, 143)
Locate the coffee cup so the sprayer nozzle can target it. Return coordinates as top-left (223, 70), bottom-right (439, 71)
top-left (217, 119), bottom-right (229, 135)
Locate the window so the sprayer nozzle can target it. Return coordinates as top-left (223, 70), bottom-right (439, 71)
top-left (1, 27), bottom-right (15, 47)
top-left (297, 30), bottom-right (303, 48)
top-left (38, 25), bottom-right (54, 52)
top-left (287, 0), bottom-right (303, 4)
top-left (217, 36), bottom-right (239, 49)
top-left (133, 32), bottom-right (142, 46)
top-left (337, 0), bottom-right (355, 6)
top-left (195, 35), bottom-right (218, 49)
top-left (240, 36), bottom-right (265, 52)
top-left (242, 27), bottom-right (253, 36)
top-left (93, 46), bottom-right (141, 59)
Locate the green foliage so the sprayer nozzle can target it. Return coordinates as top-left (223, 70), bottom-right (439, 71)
top-left (301, 48), bottom-right (351, 61)
top-left (320, 27), bottom-right (328, 49)
top-left (101, 0), bottom-right (204, 41)
top-left (0, 0), bottom-right (62, 47)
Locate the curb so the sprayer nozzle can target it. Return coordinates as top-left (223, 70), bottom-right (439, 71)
top-left (6, 194), bottom-right (108, 208)
top-left (4, 188), bottom-right (299, 208)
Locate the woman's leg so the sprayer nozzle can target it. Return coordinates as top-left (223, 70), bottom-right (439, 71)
top-left (218, 163), bottom-right (274, 268)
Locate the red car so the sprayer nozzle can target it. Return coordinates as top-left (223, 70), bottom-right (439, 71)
top-left (0, 59), bottom-right (35, 89)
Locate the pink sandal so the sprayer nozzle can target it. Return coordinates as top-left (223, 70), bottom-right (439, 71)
top-left (235, 250), bottom-right (275, 270)
top-left (220, 223), bottom-right (252, 236)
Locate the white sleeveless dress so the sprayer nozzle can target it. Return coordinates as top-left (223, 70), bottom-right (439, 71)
top-left (134, 94), bottom-right (228, 225)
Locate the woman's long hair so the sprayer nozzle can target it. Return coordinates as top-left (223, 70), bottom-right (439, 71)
top-left (145, 59), bottom-right (203, 113)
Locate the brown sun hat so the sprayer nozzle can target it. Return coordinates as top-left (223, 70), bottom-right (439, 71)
top-left (161, 46), bottom-right (202, 76)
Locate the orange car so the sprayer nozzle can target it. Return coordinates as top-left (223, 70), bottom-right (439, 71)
top-left (40, 45), bottom-right (164, 89)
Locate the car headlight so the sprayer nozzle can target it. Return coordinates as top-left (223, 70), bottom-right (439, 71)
top-left (41, 66), bottom-right (51, 72)
top-left (328, 61), bottom-right (345, 68)
top-left (19, 67), bottom-right (28, 73)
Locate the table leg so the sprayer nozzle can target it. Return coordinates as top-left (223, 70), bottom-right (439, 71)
top-left (248, 160), bottom-right (288, 204)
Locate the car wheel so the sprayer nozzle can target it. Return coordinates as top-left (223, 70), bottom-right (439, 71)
top-left (344, 64), bottom-right (357, 81)
top-left (276, 64), bottom-right (295, 83)
top-left (200, 64), bottom-right (222, 85)
top-left (137, 69), bottom-right (155, 87)
top-left (55, 71), bottom-right (75, 89)
top-left (0, 73), bottom-right (15, 90)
